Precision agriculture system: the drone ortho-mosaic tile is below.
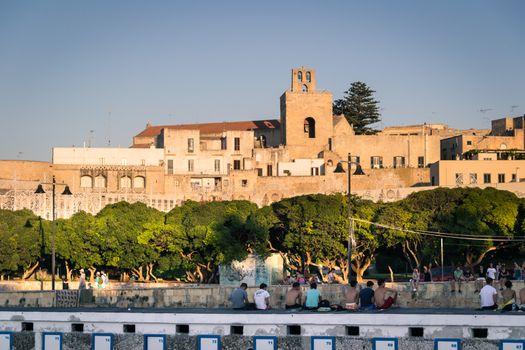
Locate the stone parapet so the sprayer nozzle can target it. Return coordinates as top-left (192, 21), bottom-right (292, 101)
top-left (1, 281), bottom-right (523, 309)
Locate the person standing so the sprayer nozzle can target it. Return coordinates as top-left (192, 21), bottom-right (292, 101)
top-left (451, 266), bottom-right (464, 293)
top-left (78, 269), bottom-right (86, 290)
top-left (254, 283), bottom-right (271, 310)
top-left (230, 283), bottom-right (249, 310)
top-left (101, 271), bottom-right (109, 289)
top-left (513, 262), bottom-right (522, 281)
top-left (304, 282), bottom-right (322, 310)
top-left (423, 266), bottom-right (432, 282)
top-left (486, 263), bottom-right (496, 280)
top-left (479, 277), bottom-right (498, 310)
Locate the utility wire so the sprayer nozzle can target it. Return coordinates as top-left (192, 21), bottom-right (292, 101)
top-left (353, 218), bottom-right (525, 242)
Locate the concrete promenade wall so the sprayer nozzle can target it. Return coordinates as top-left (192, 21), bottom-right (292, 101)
top-left (3, 333), bottom-right (508, 350)
top-left (1, 281), bottom-right (524, 309)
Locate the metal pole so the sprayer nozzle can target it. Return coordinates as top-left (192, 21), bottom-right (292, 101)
top-left (347, 153), bottom-right (353, 283)
top-left (51, 176), bottom-right (56, 291)
top-left (440, 237), bottom-right (444, 282)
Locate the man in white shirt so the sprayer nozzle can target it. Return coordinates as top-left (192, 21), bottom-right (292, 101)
top-left (479, 277), bottom-right (498, 310)
top-left (486, 263), bottom-right (497, 280)
top-left (254, 283), bottom-right (271, 310)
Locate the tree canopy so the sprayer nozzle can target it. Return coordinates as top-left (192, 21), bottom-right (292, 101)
top-left (333, 81), bottom-right (381, 134)
top-left (1, 187), bottom-right (524, 283)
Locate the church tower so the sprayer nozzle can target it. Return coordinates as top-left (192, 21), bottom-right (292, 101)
top-left (280, 67), bottom-right (333, 158)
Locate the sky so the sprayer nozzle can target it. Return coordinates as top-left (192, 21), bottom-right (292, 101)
top-left (0, 1), bottom-right (524, 161)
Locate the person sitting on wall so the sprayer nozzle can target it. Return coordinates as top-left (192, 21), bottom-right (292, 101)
top-left (519, 285), bottom-right (525, 311)
top-left (501, 280), bottom-right (517, 311)
top-left (285, 282), bottom-right (303, 309)
top-left (304, 282), bottom-right (322, 310)
top-left (230, 283), bottom-right (249, 310)
top-left (254, 283), bottom-right (271, 310)
top-left (375, 278), bottom-right (398, 310)
top-left (359, 281), bottom-right (376, 310)
top-left (345, 280), bottom-right (359, 311)
top-left (479, 277), bottom-right (498, 310)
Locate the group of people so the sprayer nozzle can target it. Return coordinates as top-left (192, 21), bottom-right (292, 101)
top-left (78, 269), bottom-right (110, 290)
top-left (230, 278), bottom-right (398, 311)
top-left (479, 277), bottom-right (525, 311)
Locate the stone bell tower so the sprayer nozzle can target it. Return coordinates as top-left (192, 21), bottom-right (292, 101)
top-left (280, 67), bottom-right (334, 158)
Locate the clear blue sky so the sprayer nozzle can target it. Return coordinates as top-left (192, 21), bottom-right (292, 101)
top-left (1, 1), bottom-right (524, 161)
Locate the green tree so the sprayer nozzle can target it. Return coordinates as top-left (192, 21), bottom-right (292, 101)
top-left (333, 81), bottom-right (381, 134)
top-left (0, 210), bottom-right (41, 279)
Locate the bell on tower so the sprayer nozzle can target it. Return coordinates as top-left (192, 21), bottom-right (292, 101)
top-left (291, 67), bottom-right (316, 93)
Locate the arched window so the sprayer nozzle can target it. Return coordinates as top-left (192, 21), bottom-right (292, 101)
top-left (304, 117), bottom-right (316, 138)
top-left (297, 71), bottom-right (303, 81)
top-left (120, 176), bottom-right (131, 189)
top-left (94, 175), bottom-right (106, 188)
top-left (80, 175), bottom-right (93, 188)
top-left (302, 84), bottom-right (308, 92)
top-left (134, 176), bottom-right (145, 189)
top-left (306, 71), bottom-right (311, 82)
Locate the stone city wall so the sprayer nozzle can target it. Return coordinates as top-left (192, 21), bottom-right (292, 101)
top-left (1, 281), bottom-right (523, 309)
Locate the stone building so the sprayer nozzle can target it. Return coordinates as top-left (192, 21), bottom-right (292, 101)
top-left (0, 67), bottom-right (507, 218)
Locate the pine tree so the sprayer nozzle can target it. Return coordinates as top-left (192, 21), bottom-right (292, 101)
top-left (333, 81), bottom-right (381, 135)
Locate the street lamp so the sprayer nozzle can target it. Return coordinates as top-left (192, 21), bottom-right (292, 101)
top-left (35, 175), bottom-right (72, 290)
top-left (334, 153), bottom-right (365, 283)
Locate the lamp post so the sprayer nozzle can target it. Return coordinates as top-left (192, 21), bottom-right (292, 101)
top-left (35, 176), bottom-right (72, 290)
top-left (334, 153), bottom-right (365, 283)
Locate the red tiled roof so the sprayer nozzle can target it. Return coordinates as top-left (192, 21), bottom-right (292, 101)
top-left (134, 120), bottom-right (280, 138)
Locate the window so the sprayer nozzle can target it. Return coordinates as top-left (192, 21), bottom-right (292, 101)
top-left (302, 84), bottom-right (308, 92)
top-left (455, 173), bottom-right (464, 185)
top-left (304, 117), bottom-right (316, 138)
top-left (188, 159), bottom-right (194, 172)
top-left (187, 138), bottom-right (194, 153)
top-left (469, 173), bottom-right (477, 184)
top-left (306, 71), bottom-right (311, 82)
top-left (512, 173), bottom-right (517, 182)
top-left (483, 173), bottom-right (491, 184)
top-left (167, 159), bottom-right (174, 175)
top-left (267, 164), bottom-right (273, 176)
top-left (257, 168), bottom-right (263, 176)
top-left (241, 179), bottom-right (248, 187)
top-left (328, 138), bottom-right (332, 151)
top-left (371, 156), bottom-right (383, 169)
top-left (498, 173), bottom-right (505, 183)
top-left (220, 137), bottom-right (227, 150)
top-left (120, 176), bottom-right (131, 189)
top-left (234, 137), bottom-right (240, 151)
top-left (80, 175), bottom-right (93, 188)
top-left (393, 156), bottom-right (406, 168)
top-left (214, 159), bottom-right (220, 172)
top-left (311, 167), bottom-right (319, 176)
top-left (418, 156), bottom-right (425, 168)
top-left (297, 71), bottom-right (303, 81)
top-left (134, 176), bottom-right (145, 189)
top-left (467, 140), bottom-right (472, 146)
top-left (94, 175), bottom-right (106, 188)
top-left (233, 160), bottom-right (241, 170)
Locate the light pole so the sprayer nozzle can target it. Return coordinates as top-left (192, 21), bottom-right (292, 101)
top-left (334, 153), bottom-right (365, 283)
top-left (35, 175), bottom-right (72, 290)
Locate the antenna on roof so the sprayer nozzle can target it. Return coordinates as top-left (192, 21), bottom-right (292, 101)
top-left (107, 111), bottom-right (112, 147)
top-left (479, 108), bottom-right (492, 123)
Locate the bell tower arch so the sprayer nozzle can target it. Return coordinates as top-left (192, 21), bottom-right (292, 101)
top-left (280, 67), bottom-right (333, 158)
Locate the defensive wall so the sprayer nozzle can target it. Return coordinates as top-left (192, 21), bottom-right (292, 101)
top-left (1, 281), bottom-right (524, 309)
top-left (0, 282), bottom-right (524, 349)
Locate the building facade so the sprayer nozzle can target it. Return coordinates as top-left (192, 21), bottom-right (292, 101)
top-left (1, 67), bottom-right (521, 218)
